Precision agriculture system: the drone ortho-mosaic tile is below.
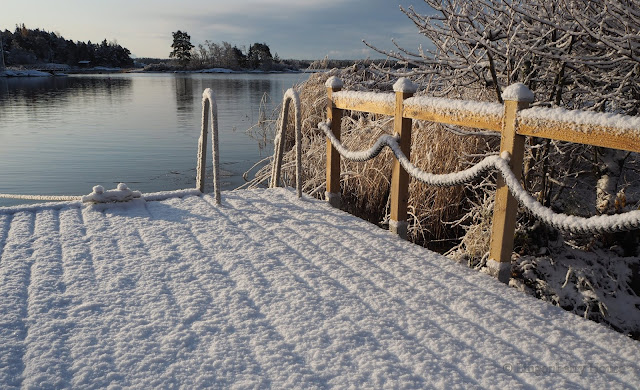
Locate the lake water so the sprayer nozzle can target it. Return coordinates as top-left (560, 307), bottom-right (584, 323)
top-left (0, 72), bottom-right (308, 206)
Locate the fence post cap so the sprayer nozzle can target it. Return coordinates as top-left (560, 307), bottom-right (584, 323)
top-left (393, 77), bottom-right (418, 93)
top-left (325, 76), bottom-right (343, 89)
top-left (502, 83), bottom-right (534, 102)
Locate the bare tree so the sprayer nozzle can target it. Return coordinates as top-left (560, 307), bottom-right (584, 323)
top-left (364, 0), bottom-right (640, 235)
top-left (365, 0), bottom-right (639, 114)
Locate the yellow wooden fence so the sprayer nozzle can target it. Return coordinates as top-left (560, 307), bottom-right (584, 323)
top-left (324, 77), bottom-right (640, 282)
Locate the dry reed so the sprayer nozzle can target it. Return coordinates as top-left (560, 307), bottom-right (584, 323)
top-left (265, 66), bottom-right (499, 250)
top-left (246, 65), bottom-right (640, 339)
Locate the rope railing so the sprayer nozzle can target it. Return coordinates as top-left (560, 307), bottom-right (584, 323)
top-left (0, 193), bottom-right (81, 201)
top-left (322, 76), bottom-right (640, 282)
top-left (0, 187), bottom-right (203, 205)
top-left (318, 120), bottom-right (640, 234)
top-left (270, 88), bottom-right (302, 198)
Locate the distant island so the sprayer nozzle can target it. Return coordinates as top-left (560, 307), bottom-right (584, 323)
top-left (0, 24), bottom-right (394, 76)
top-left (1, 24), bottom-right (133, 69)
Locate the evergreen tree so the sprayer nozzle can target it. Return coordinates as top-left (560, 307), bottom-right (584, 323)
top-left (0, 25), bottom-right (133, 67)
top-left (232, 46), bottom-right (246, 68)
top-left (247, 43), bottom-right (273, 69)
top-left (170, 30), bottom-right (194, 67)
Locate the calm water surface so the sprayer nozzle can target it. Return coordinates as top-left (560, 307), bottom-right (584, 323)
top-left (0, 73), bottom-right (307, 206)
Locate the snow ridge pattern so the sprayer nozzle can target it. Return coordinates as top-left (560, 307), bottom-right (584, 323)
top-left (0, 188), bottom-right (638, 388)
top-left (319, 121), bottom-right (640, 234)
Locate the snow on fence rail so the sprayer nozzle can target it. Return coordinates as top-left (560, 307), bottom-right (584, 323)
top-left (321, 76), bottom-right (640, 283)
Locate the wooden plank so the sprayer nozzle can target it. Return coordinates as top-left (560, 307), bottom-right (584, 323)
top-left (403, 106), bottom-right (502, 132)
top-left (518, 122), bottom-right (640, 153)
top-left (488, 100), bottom-right (528, 282)
top-left (389, 91), bottom-right (414, 239)
top-left (326, 85), bottom-right (343, 208)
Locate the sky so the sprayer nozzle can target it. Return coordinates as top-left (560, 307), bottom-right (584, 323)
top-left (0, 0), bottom-right (434, 60)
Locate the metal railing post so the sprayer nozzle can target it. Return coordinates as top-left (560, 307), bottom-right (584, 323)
top-left (270, 89), bottom-right (302, 198)
top-left (197, 88), bottom-right (221, 205)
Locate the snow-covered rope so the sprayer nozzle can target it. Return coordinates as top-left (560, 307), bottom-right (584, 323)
top-left (0, 193), bottom-right (81, 201)
top-left (320, 120), bottom-right (400, 162)
top-left (319, 120), bottom-right (640, 234)
top-left (270, 88), bottom-right (302, 198)
top-left (0, 186), bottom-right (203, 204)
top-left (493, 159), bottom-right (640, 234)
top-left (319, 120), bottom-right (494, 186)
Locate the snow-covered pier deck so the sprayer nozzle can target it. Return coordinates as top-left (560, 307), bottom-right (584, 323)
top-left (0, 188), bottom-right (638, 388)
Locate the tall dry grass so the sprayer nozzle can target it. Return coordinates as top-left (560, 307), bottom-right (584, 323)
top-left (268, 66), bottom-right (499, 250)
top-left (249, 66), bottom-right (640, 338)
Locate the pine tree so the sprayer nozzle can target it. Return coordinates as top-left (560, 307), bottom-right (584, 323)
top-left (170, 30), bottom-right (194, 67)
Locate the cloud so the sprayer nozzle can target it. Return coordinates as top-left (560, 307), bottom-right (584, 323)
top-left (0, 0), bottom-right (432, 59)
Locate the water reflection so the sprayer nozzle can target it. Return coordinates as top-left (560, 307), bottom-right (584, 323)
top-left (174, 76), bottom-right (194, 114)
top-left (0, 76), bottom-right (132, 107)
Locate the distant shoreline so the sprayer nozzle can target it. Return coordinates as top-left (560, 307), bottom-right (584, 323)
top-left (1, 67), bottom-right (325, 78)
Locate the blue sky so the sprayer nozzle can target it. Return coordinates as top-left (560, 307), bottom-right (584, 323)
top-left (0, 0), bottom-right (434, 59)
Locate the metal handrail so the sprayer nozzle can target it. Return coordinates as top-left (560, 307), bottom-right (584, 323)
top-left (196, 88), bottom-right (221, 205)
top-left (270, 88), bottom-right (302, 198)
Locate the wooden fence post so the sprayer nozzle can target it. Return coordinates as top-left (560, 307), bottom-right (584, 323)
top-left (488, 83), bottom-right (533, 282)
top-left (389, 78), bottom-right (418, 239)
top-left (325, 76), bottom-right (344, 208)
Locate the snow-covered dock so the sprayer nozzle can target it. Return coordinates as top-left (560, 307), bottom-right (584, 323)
top-left (0, 188), bottom-right (638, 389)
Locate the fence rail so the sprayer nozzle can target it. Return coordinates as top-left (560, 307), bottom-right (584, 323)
top-left (322, 76), bottom-right (640, 282)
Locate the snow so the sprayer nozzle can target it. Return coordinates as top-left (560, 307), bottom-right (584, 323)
top-left (90, 66), bottom-right (121, 72)
top-left (81, 183), bottom-right (142, 204)
top-left (325, 76), bottom-right (344, 89)
top-left (393, 77), bottom-right (418, 93)
top-left (502, 83), bottom-right (535, 102)
top-left (197, 68), bottom-right (235, 74)
top-left (403, 96), bottom-right (504, 119)
top-left (0, 69), bottom-right (52, 77)
top-left (1, 187), bottom-right (637, 388)
top-left (332, 91), bottom-right (396, 108)
top-left (486, 258), bottom-right (512, 281)
top-left (486, 258), bottom-right (512, 272)
top-left (520, 106), bottom-right (640, 135)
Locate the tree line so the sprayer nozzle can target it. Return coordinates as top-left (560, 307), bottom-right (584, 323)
top-left (169, 30), bottom-right (295, 71)
top-left (1, 24), bottom-right (134, 68)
